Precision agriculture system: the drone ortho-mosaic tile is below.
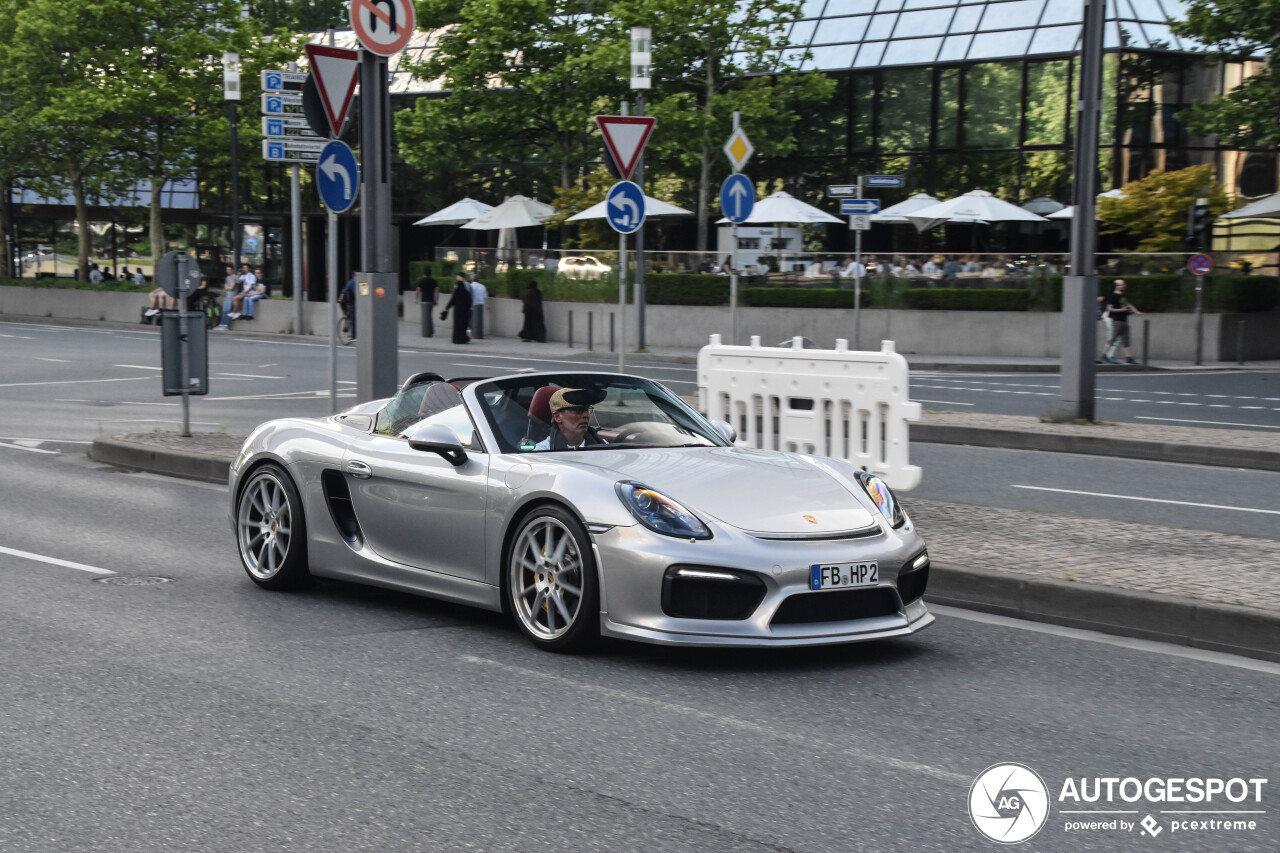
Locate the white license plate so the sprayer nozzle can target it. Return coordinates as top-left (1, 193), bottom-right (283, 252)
top-left (809, 562), bottom-right (878, 590)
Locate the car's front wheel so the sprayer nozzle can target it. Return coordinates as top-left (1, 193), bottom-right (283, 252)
top-left (235, 463), bottom-right (310, 589)
top-left (507, 506), bottom-right (599, 652)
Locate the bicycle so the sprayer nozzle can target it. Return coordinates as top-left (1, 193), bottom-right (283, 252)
top-left (338, 301), bottom-right (355, 345)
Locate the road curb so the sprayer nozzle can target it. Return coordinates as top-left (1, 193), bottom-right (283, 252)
top-left (913, 423), bottom-right (1280, 472)
top-left (89, 438), bottom-right (232, 484)
top-left (928, 565), bottom-right (1280, 664)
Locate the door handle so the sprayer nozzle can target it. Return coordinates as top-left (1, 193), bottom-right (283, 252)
top-left (345, 460), bottom-right (372, 479)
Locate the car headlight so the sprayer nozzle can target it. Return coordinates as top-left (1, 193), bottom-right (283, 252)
top-left (855, 471), bottom-right (905, 528)
top-left (615, 482), bottom-right (712, 540)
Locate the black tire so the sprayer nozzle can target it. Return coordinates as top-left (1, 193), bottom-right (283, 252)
top-left (338, 313), bottom-right (355, 345)
top-left (506, 505), bottom-right (599, 653)
top-left (235, 463), bottom-right (310, 590)
top-left (205, 301), bottom-right (222, 330)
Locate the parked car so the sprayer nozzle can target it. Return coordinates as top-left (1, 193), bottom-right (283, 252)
top-left (558, 256), bottom-right (612, 279)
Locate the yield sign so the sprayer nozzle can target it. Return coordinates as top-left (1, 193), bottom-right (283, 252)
top-left (596, 116), bottom-right (656, 181)
top-left (305, 44), bottom-right (360, 137)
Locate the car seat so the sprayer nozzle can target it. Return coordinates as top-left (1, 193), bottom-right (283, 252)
top-left (522, 384), bottom-right (561, 445)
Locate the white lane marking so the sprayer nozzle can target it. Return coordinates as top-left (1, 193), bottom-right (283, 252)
top-left (1010, 485), bottom-right (1280, 515)
top-left (0, 437), bottom-right (91, 444)
top-left (914, 399), bottom-right (976, 406)
top-left (0, 333), bottom-right (36, 339)
top-left (33, 357), bottom-right (70, 362)
top-left (0, 376), bottom-right (150, 389)
top-left (217, 372), bottom-right (287, 379)
top-left (932, 605), bottom-right (1280, 677)
top-left (117, 401), bottom-right (180, 407)
top-left (0, 544), bottom-right (115, 575)
top-left (0, 441), bottom-right (59, 454)
top-left (113, 364), bottom-right (162, 371)
top-left (462, 654), bottom-right (968, 783)
top-left (1135, 416), bottom-right (1280, 429)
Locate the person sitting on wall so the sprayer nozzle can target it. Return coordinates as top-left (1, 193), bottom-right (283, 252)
top-left (533, 388), bottom-right (609, 451)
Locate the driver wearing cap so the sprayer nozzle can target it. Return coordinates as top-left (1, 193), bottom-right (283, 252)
top-left (534, 388), bottom-right (608, 450)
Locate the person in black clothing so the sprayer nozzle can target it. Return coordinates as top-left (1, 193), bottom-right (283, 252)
top-left (1101, 279), bottom-right (1143, 364)
top-left (440, 273), bottom-right (473, 344)
top-left (519, 281), bottom-right (546, 342)
top-left (417, 270), bottom-right (438, 337)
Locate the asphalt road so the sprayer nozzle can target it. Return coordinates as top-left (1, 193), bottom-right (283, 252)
top-left (2, 446), bottom-right (1278, 852)
top-left (911, 369), bottom-right (1280, 431)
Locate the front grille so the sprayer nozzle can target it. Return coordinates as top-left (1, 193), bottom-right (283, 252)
top-left (897, 562), bottom-right (930, 604)
top-left (662, 566), bottom-right (766, 620)
top-left (771, 587), bottom-right (901, 625)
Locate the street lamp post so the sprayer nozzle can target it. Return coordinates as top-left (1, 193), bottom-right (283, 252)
top-left (631, 26), bottom-right (650, 352)
top-left (223, 52), bottom-right (242, 273)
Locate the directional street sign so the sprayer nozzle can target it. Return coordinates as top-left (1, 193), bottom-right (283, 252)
top-left (263, 139), bottom-right (327, 163)
top-left (262, 70), bottom-right (307, 93)
top-left (605, 181), bottom-right (646, 234)
top-left (826, 185), bottom-right (859, 198)
top-left (596, 115), bottom-right (656, 181)
top-left (262, 116), bottom-right (323, 140)
top-left (350, 0), bottom-right (415, 56)
top-left (848, 215), bottom-right (871, 231)
top-left (720, 173), bottom-right (755, 224)
top-left (864, 175), bottom-right (905, 188)
top-left (723, 127), bottom-right (754, 173)
top-left (262, 93), bottom-right (305, 116)
top-left (840, 199), bottom-right (881, 215)
top-left (317, 140), bottom-right (360, 213)
top-left (305, 44), bottom-right (360, 137)
top-left (1187, 253), bottom-right (1213, 275)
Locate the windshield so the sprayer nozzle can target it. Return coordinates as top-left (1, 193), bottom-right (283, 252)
top-left (474, 373), bottom-right (729, 454)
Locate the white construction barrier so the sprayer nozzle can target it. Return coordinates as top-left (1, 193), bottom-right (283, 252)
top-left (697, 335), bottom-right (922, 490)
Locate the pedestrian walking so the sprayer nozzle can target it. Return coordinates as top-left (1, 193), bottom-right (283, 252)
top-left (519, 280), bottom-right (545, 342)
top-left (440, 273), bottom-right (473, 344)
top-left (416, 268), bottom-right (438, 338)
top-left (469, 275), bottom-right (488, 339)
top-left (1101, 279), bottom-right (1143, 364)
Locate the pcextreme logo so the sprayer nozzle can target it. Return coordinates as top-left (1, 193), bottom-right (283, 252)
top-left (969, 764), bottom-right (1268, 844)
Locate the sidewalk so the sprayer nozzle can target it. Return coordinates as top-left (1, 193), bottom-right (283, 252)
top-left (89, 415), bottom-right (1280, 664)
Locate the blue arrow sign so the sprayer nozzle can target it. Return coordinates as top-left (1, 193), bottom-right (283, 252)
top-left (316, 140), bottom-right (359, 213)
top-left (606, 181), bottom-right (646, 234)
top-left (841, 199), bottom-right (881, 215)
top-left (720, 173), bottom-right (755, 224)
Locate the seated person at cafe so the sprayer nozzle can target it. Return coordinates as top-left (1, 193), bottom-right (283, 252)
top-left (533, 388), bottom-right (609, 450)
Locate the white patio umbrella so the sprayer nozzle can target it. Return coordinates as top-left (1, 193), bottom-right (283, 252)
top-left (1222, 192), bottom-right (1280, 219)
top-left (1022, 197), bottom-right (1066, 216)
top-left (714, 190), bottom-right (842, 225)
top-left (460, 195), bottom-right (554, 230)
top-left (1047, 188), bottom-right (1126, 220)
top-left (905, 190), bottom-right (1047, 230)
top-left (412, 198), bottom-right (494, 226)
top-left (567, 194), bottom-right (692, 221)
top-left (868, 192), bottom-right (941, 232)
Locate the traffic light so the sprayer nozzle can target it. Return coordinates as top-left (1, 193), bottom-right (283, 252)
top-left (1186, 203), bottom-right (1212, 250)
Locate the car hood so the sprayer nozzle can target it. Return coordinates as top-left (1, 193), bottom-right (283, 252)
top-left (548, 447), bottom-right (877, 535)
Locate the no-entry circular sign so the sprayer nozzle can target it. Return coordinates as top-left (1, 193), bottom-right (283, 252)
top-left (1187, 253), bottom-right (1213, 275)
top-left (350, 0), bottom-right (415, 56)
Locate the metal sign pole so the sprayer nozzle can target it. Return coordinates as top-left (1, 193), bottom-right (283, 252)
top-left (854, 174), bottom-right (863, 351)
top-left (329, 211), bottom-right (338, 412)
top-left (1195, 273), bottom-right (1204, 366)
top-left (177, 254), bottom-right (192, 437)
top-left (618, 232), bottom-right (627, 374)
top-left (730, 110), bottom-right (741, 347)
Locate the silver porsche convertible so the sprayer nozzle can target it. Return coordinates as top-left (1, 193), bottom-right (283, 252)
top-left (230, 371), bottom-right (933, 652)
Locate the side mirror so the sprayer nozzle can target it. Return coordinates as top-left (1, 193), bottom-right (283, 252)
top-left (405, 423), bottom-right (467, 466)
top-left (711, 419), bottom-right (737, 444)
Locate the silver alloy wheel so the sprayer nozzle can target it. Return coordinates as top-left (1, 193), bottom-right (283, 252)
top-left (237, 472), bottom-right (294, 580)
top-left (510, 515), bottom-right (585, 641)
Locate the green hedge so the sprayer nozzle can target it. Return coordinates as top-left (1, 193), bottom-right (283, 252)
top-left (903, 288), bottom-right (1030, 311)
top-left (743, 287), bottom-right (856, 308)
top-left (0, 276), bottom-right (152, 293)
top-left (647, 274), bottom-right (729, 305)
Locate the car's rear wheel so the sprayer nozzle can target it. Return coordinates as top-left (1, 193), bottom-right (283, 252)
top-left (235, 463), bottom-right (310, 589)
top-left (507, 506), bottom-right (599, 652)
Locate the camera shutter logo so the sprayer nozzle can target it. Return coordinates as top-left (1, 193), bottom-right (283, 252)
top-left (969, 763), bottom-right (1050, 843)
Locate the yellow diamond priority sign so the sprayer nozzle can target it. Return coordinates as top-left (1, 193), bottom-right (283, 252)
top-left (723, 127), bottom-right (754, 172)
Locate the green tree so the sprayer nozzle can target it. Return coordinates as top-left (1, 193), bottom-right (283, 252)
top-left (1097, 164), bottom-right (1229, 251)
top-left (1171, 0), bottom-right (1280, 146)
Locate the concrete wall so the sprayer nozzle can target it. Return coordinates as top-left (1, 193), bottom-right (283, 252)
top-left (3, 285), bottom-right (1275, 361)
